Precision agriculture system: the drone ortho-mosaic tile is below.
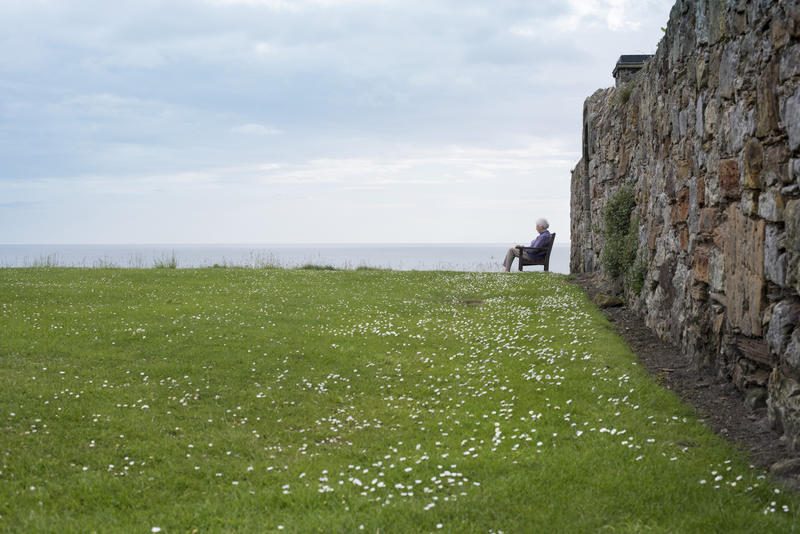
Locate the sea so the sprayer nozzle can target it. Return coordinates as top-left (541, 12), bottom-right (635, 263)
top-left (0, 243), bottom-right (571, 274)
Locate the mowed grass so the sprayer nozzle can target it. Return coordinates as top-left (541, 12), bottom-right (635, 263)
top-left (0, 268), bottom-right (797, 533)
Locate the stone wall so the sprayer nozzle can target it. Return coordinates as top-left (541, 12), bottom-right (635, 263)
top-left (570, 0), bottom-right (800, 446)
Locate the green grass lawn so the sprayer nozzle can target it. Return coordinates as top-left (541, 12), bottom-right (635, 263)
top-left (0, 267), bottom-right (797, 533)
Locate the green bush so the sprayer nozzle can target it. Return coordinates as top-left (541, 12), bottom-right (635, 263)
top-left (617, 86), bottom-right (632, 105)
top-left (627, 257), bottom-right (648, 296)
top-left (599, 185), bottom-right (638, 279)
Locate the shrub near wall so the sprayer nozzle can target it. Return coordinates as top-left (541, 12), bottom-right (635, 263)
top-left (570, 0), bottom-right (800, 448)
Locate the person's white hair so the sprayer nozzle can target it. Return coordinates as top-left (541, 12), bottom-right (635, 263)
top-left (536, 218), bottom-right (549, 229)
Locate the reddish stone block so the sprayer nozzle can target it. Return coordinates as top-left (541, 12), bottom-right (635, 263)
top-left (744, 138), bottom-right (763, 190)
top-left (676, 188), bottom-right (690, 223)
top-left (719, 158), bottom-right (740, 200)
top-left (694, 250), bottom-right (709, 283)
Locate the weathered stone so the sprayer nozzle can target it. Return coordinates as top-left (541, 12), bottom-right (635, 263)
top-left (707, 0), bottom-right (726, 44)
top-left (791, 159), bottom-right (800, 187)
top-left (697, 175), bottom-right (705, 206)
top-left (765, 224), bottom-right (788, 287)
top-left (770, 458), bottom-right (800, 478)
top-left (787, 200), bottom-right (800, 294)
top-left (767, 368), bottom-right (800, 442)
top-left (789, 4), bottom-right (800, 39)
top-left (694, 246), bottom-right (710, 283)
top-left (724, 205), bottom-right (765, 337)
top-left (729, 103), bottom-right (754, 153)
top-left (767, 300), bottom-right (800, 356)
top-left (756, 59), bottom-right (779, 137)
top-left (741, 190), bottom-right (759, 216)
top-left (719, 158), bottom-right (740, 200)
top-left (698, 207), bottom-right (717, 235)
top-left (719, 41), bottom-right (739, 100)
top-left (744, 138), bottom-right (763, 190)
top-left (785, 330), bottom-right (800, 374)
top-left (758, 189), bottom-right (785, 222)
top-left (758, 144), bottom-right (789, 187)
top-left (784, 85), bottom-right (800, 152)
top-left (771, 12), bottom-right (791, 50)
top-left (709, 250), bottom-right (725, 293)
top-left (704, 97), bottom-right (718, 136)
top-left (780, 44), bottom-right (800, 82)
top-left (746, 386), bottom-right (768, 410)
top-left (680, 227), bottom-right (689, 251)
top-left (674, 188), bottom-right (690, 223)
top-left (695, 93), bottom-right (704, 136)
top-left (594, 294), bottom-right (624, 308)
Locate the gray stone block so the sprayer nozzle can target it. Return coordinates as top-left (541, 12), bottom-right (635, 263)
top-left (767, 300), bottom-right (800, 356)
top-left (765, 224), bottom-right (787, 287)
top-left (784, 86), bottom-right (800, 152)
top-left (780, 44), bottom-right (800, 82)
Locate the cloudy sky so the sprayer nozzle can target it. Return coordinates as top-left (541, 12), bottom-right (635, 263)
top-left (1, 0), bottom-right (674, 244)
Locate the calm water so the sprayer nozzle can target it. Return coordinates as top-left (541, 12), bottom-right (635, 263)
top-left (0, 243), bottom-right (571, 274)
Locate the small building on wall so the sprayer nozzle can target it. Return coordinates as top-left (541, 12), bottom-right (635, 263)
top-left (612, 55), bottom-right (653, 87)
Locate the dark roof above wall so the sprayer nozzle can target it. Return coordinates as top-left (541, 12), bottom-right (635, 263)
top-left (612, 54), bottom-right (654, 80)
top-left (617, 54), bottom-right (653, 65)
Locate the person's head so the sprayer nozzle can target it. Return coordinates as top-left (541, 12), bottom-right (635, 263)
top-left (536, 218), bottom-right (549, 232)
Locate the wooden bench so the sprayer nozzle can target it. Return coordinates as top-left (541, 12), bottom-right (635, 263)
top-left (516, 232), bottom-right (556, 272)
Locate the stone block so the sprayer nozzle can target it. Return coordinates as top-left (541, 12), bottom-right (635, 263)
top-left (792, 159), bottom-right (800, 187)
top-left (694, 247), bottom-right (710, 283)
top-left (712, 223), bottom-right (726, 250)
top-left (695, 93), bottom-right (705, 136)
top-left (709, 248), bottom-right (725, 293)
top-left (741, 190), bottom-right (759, 216)
top-left (790, 4), bottom-right (800, 38)
top-left (756, 59), bottom-right (779, 137)
top-left (784, 85), bottom-right (800, 152)
top-left (704, 98), bottom-right (718, 136)
top-left (719, 158), bottom-right (740, 200)
top-left (758, 189), bottom-right (785, 222)
top-left (765, 224), bottom-right (788, 287)
top-left (719, 41), bottom-right (739, 100)
top-left (698, 207), bottom-right (717, 235)
top-left (767, 367), bottom-right (800, 446)
top-left (680, 227), bottom-right (689, 251)
top-left (648, 223), bottom-right (662, 251)
top-left (744, 138), bottom-right (763, 190)
top-left (767, 300), bottom-right (800, 356)
top-left (786, 199), bottom-right (800, 293)
top-left (674, 188), bottom-right (690, 223)
top-left (698, 175), bottom-right (705, 206)
top-left (713, 311), bottom-right (725, 334)
top-left (708, 0), bottom-right (725, 44)
top-left (724, 205), bottom-right (766, 337)
top-left (786, 330), bottom-right (800, 374)
top-left (779, 44), bottom-right (800, 82)
top-left (746, 387), bottom-right (768, 410)
top-left (729, 103), bottom-right (754, 153)
top-left (771, 13), bottom-right (791, 50)
top-left (690, 281), bottom-right (709, 302)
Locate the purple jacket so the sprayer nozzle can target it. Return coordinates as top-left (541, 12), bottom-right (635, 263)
top-left (527, 230), bottom-right (552, 259)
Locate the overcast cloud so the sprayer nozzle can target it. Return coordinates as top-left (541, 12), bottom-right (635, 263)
top-left (1, 0), bottom-right (674, 244)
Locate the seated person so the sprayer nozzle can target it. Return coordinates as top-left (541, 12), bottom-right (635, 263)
top-left (503, 218), bottom-right (552, 272)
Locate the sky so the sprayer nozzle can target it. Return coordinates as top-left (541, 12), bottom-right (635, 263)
top-left (0, 0), bottom-right (675, 244)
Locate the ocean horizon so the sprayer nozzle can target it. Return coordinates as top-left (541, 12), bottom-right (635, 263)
top-left (0, 243), bottom-right (571, 274)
